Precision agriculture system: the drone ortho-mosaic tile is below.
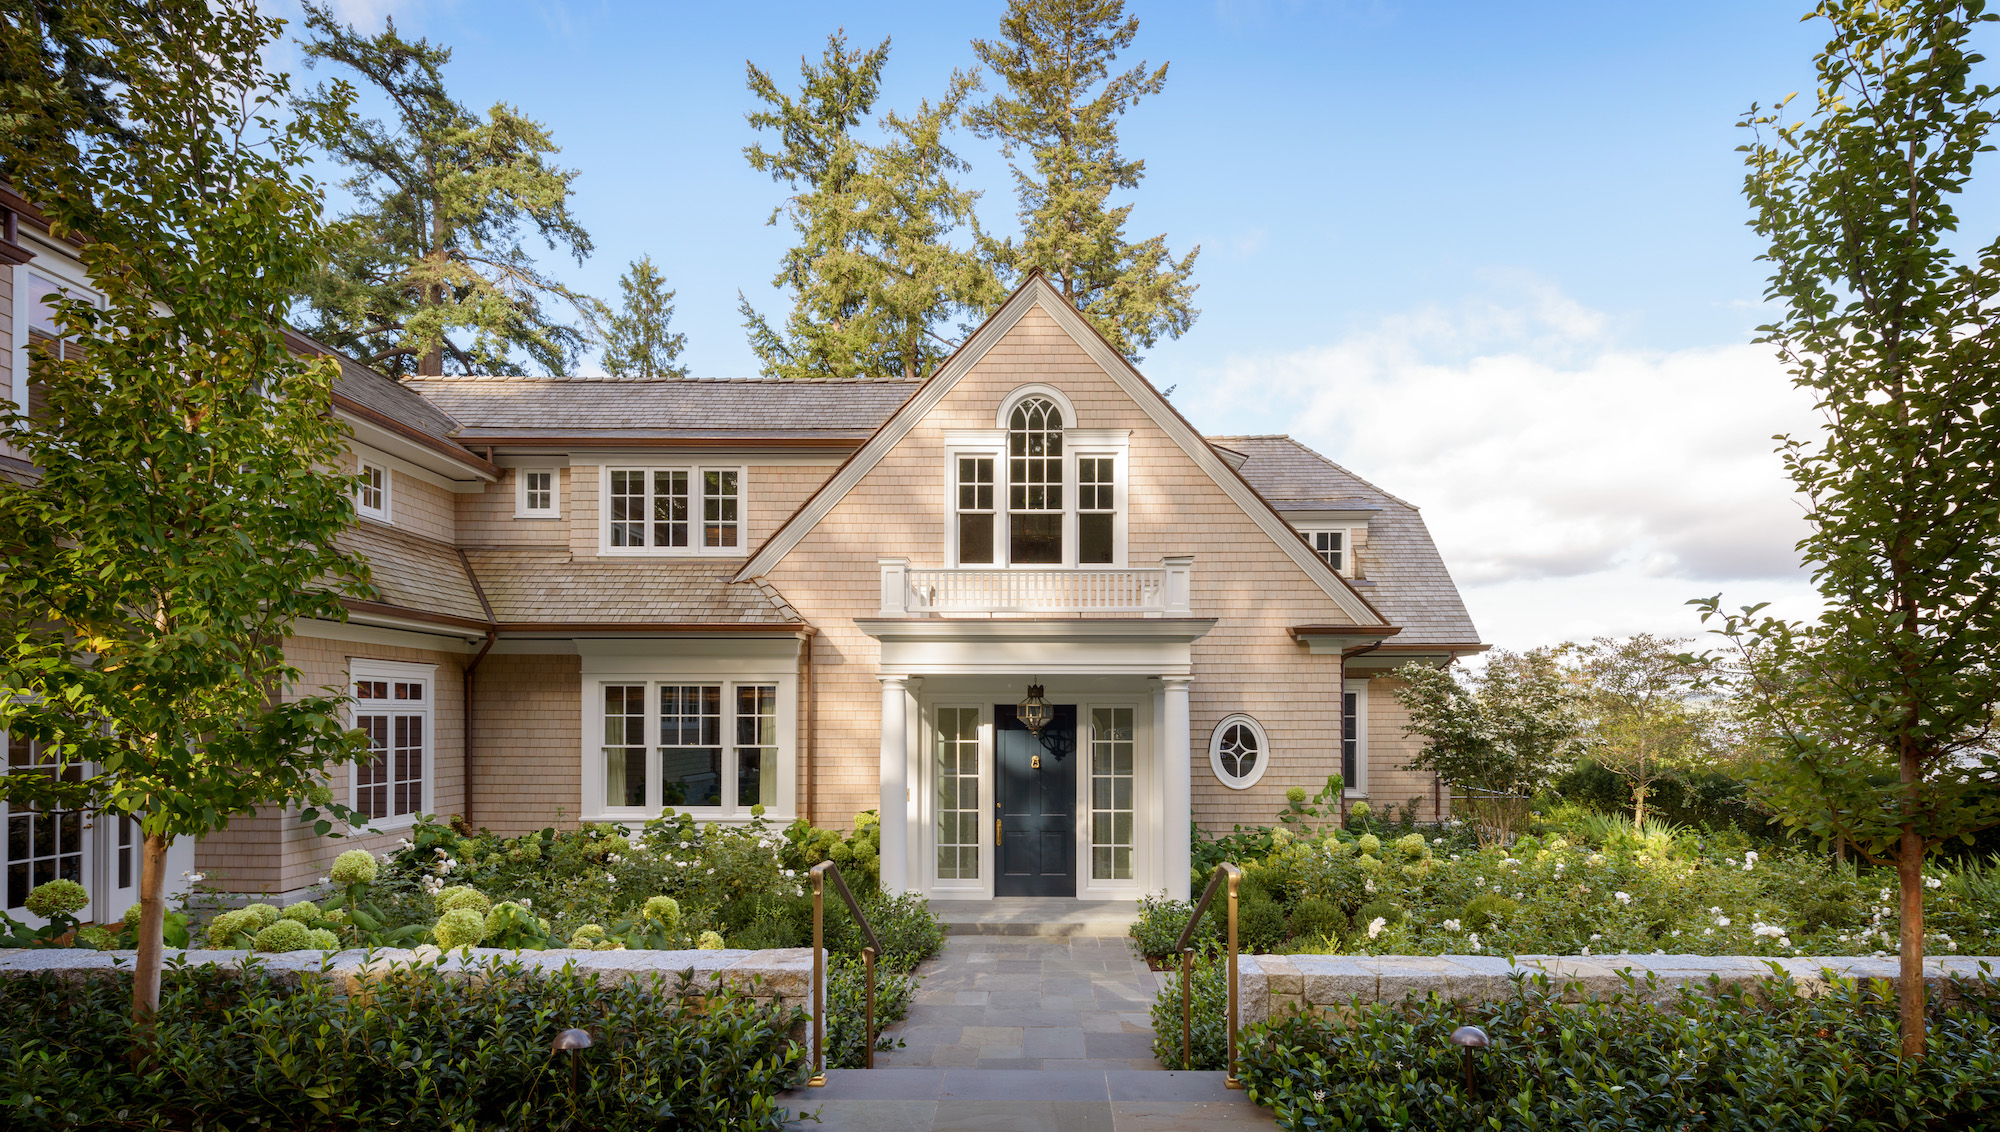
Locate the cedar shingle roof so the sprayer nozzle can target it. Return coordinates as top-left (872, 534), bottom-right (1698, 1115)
top-left (337, 522), bottom-right (486, 623)
top-left (462, 547), bottom-right (797, 625)
top-left (404, 376), bottom-right (920, 440)
top-left (1213, 435), bottom-right (1482, 647)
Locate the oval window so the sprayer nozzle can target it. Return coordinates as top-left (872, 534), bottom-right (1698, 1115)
top-left (1209, 714), bottom-right (1269, 789)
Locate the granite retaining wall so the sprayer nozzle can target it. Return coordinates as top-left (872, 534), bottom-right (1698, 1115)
top-left (1233, 953), bottom-right (2000, 1027)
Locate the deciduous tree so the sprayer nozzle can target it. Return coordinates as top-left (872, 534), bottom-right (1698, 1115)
top-left (740, 32), bottom-right (1000, 381)
top-left (294, 2), bottom-right (594, 377)
top-left (1708, 0), bottom-right (2000, 1060)
top-left (1568, 635), bottom-right (1723, 828)
top-left (967, 0), bottom-right (1199, 360)
top-left (1392, 651), bottom-right (1586, 844)
top-left (591, 256), bottom-right (688, 379)
top-left (0, 0), bottom-right (370, 1033)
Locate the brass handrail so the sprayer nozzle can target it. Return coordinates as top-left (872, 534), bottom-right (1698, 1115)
top-left (1175, 862), bottom-right (1242, 1087)
top-left (809, 861), bottom-right (882, 1086)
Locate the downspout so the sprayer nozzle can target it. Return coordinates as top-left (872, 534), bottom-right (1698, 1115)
top-left (798, 626), bottom-right (818, 825)
top-left (458, 549), bottom-right (498, 828)
top-left (1339, 640), bottom-right (1387, 828)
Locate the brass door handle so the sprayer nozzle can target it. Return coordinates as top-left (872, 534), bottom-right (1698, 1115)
top-left (996, 818), bottom-right (1002, 845)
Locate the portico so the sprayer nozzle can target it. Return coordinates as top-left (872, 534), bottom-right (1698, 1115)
top-left (858, 618), bottom-right (1214, 903)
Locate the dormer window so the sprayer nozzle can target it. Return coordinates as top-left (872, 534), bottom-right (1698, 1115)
top-left (601, 465), bottom-right (744, 555)
top-left (356, 460), bottom-right (390, 521)
top-left (948, 387), bottom-right (1128, 568)
top-left (1304, 529), bottom-right (1343, 572)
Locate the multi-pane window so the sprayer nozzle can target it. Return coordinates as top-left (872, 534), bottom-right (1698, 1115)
top-left (1078, 457), bottom-right (1115, 565)
top-left (1303, 529), bottom-right (1344, 573)
top-left (520, 469), bottom-right (557, 516)
top-left (735, 685), bottom-right (778, 808)
top-left (1090, 708), bottom-right (1135, 881)
top-left (356, 462), bottom-right (388, 520)
top-left (660, 685), bottom-right (722, 807)
top-left (595, 682), bottom-right (786, 814)
top-left (1342, 691), bottom-right (1359, 788)
top-left (1008, 397), bottom-right (1064, 564)
top-left (956, 456), bottom-right (995, 565)
top-left (4, 735), bottom-right (83, 913)
top-left (606, 467), bottom-right (742, 553)
top-left (603, 684), bottom-right (648, 808)
top-left (935, 708), bottom-right (980, 881)
top-left (704, 470), bottom-right (740, 549)
top-left (1210, 715), bottom-right (1267, 789)
top-left (354, 674), bottom-right (428, 821)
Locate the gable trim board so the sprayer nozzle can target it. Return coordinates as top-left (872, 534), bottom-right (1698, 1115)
top-left (734, 275), bottom-right (1384, 627)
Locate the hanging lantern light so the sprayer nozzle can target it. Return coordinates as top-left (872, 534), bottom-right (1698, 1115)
top-left (1017, 682), bottom-right (1053, 736)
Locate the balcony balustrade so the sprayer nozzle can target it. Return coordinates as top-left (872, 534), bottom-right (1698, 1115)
top-left (877, 557), bottom-right (1192, 616)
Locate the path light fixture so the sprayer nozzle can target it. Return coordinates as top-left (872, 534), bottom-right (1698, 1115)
top-left (1448, 1024), bottom-right (1489, 1094)
top-left (553, 1028), bottom-right (592, 1100)
top-left (1017, 682), bottom-right (1053, 735)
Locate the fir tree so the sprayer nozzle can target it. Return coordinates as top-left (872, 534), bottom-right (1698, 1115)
top-left (294, 3), bottom-right (594, 377)
top-left (968, 0), bottom-right (1199, 359)
top-left (740, 32), bottom-right (1001, 381)
top-left (591, 257), bottom-right (688, 379)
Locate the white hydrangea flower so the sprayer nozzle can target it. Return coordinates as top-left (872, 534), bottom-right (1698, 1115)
top-left (1613, 891), bottom-right (1631, 905)
top-left (1589, 933), bottom-right (1602, 942)
top-left (1926, 876), bottom-right (1943, 889)
top-left (1441, 919), bottom-right (1462, 931)
top-left (1367, 917), bottom-right (1387, 939)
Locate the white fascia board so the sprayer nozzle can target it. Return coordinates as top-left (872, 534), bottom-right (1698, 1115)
top-left (855, 618), bottom-right (1216, 644)
top-left (339, 412), bottom-right (492, 490)
top-left (291, 616), bottom-right (484, 652)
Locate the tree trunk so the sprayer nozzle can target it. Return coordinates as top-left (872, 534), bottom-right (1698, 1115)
top-left (1898, 820), bottom-right (1926, 1060)
top-left (1631, 783), bottom-right (1647, 830)
top-left (131, 831), bottom-right (170, 1052)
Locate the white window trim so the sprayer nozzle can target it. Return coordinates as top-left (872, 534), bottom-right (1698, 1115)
top-left (581, 666), bottom-right (797, 823)
top-left (1343, 678), bottom-right (1369, 797)
top-left (515, 467), bottom-right (561, 519)
top-left (925, 702), bottom-right (990, 896)
top-left (1295, 526), bottom-right (1351, 576)
top-left (355, 457), bottom-right (391, 523)
top-left (348, 659), bottom-right (436, 830)
top-left (944, 391), bottom-right (1132, 569)
top-left (946, 440), bottom-right (1003, 569)
top-left (597, 464), bottom-right (749, 556)
top-left (1078, 698), bottom-right (1148, 897)
top-left (11, 257), bottom-right (102, 411)
top-left (1208, 713), bottom-right (1270, 790)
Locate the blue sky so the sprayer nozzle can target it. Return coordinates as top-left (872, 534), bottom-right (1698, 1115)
top-left (291, 1), bottom-right (1964, 648)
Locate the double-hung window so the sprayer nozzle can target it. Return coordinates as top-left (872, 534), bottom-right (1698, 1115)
top-left (351, 662), bottom-right (432, 823)
top-left (948, 391), bottom-right (1127, 567)
top-left (603, 466), bottom-right (743, 554)
top-left (595, 679), bottom-right (787, 816)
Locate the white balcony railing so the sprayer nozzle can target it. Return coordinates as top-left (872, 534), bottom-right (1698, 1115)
top-left (877, 557), bottom-right (1192, 616)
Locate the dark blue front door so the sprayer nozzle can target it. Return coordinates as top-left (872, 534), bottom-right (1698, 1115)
top-left (995, 703), bottom-right (1076, 897)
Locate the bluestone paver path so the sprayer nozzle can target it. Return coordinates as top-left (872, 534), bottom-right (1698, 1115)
top-left (781, 933), bottom-right (1277, 1130)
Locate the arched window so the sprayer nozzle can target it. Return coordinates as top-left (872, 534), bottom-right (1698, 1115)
top-left (1209, 715), bottom-right (1269, 789)
top-left (1008, 396), bottom-right (1064, 563)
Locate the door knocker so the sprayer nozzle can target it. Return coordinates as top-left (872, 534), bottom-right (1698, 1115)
top-left (1031, 754), bottom-right (1041, 770)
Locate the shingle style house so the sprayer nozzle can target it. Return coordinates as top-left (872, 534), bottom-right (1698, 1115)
top-left (1, 197), bottom-right (1482, 918)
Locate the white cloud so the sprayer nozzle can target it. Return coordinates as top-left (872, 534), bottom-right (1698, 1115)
top-left (1194, 282), bottom-right (1824, 648)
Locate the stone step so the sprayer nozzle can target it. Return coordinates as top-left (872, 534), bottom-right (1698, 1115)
top-left (778, 1068), bottom-right (1276, 1129)
top-left (931, 898), bottom-right (1139, 938)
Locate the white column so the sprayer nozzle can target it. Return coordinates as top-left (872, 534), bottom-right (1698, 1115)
top-left (1162, 675), bottom-right (1193, 901)
top-left (878, 675), bottom-right (909, 895)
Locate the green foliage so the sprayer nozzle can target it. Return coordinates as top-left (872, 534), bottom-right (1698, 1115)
top-left (590, 257), bottom-right (689, 378)
top-left (1567, 634), bottom-right (1728, 828)
top-left (250, 919), bottom-right (313, 953)
top-left (294, 3), bottom-right (594, 376)
top-left (1277, 775), bottom-right (1346, 839)
top-left (23, 880), bottom-right (87, 918)
top-left (824, 956), bottom-right (916, 1069)
top-left (1150, 950), bottom-right (1230, 1071)
top-left (1393, 652), bottom-right (1587, 844)
top-left (1130, 892), bottom-right (1216, 958)
top-left (1287, 898), bottom-right (1345, 947)
top-left (433, 907), bottom-right (488, 950)
top-left (482, 902), bottom-right (551, 951)
top-left (740, 32), bottom-right (1000, 381)
top-left (436, 885), bottom-right (493, 917)
top-left (279, 901), bottom-right (321, 925)
top-left (1459, 893), bottom-right (1518, 933)
top-left (328, 849), bottom-right (378, 887)
top-left (0, 960), bottom-right (810, 1130)
top-left (967, 0), bottom-right (1199, 359)
top-left (1235, 972), bottom-right (2000, 1129)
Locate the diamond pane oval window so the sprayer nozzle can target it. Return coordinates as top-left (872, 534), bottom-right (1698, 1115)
top-left (1208, 714), bottom-right (1269, 790)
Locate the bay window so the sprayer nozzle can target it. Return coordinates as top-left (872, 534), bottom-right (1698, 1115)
top-left (592, 678), bottom-right (789, 817)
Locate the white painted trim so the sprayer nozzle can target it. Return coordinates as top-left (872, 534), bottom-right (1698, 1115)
top-left (596, 464), bottom-right (750, 557)
top-left (1076, 697), bottom-right (1151, 899)
top-left (291, 617), bottom-right (483, 653)
top-left (1344, 678), bottom-right (1370, 797)
top-left (514, 466), bottom-right (561, 519)
top-left (731, 277), bottom-right (1383, 626)
top-left (996, 382), bottom-right (1078, 430)
top-left (1208, 713), bottom-right (1270, 790)
top-left (1294, 525), bottom-right (1352, 576)
top-left (354, 456), bottom-right (391, 523)
top-left (860, 619), bottom-right (1212, 678)
top-left (347, 659), bottom-right (438, 829)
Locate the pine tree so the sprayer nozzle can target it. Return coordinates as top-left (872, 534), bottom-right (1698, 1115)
top-left (968, 0), bottom-right (1199, 359)
top-left (740, 32), bottom-right (1001, 381)
top-left (294, 3), bottom-right (594, 377)
top-left (591, 257), bottom-right (688, 379)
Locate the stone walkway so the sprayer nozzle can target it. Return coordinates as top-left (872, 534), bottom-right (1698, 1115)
top-left (779, 932), bottom-right (1277, 1130)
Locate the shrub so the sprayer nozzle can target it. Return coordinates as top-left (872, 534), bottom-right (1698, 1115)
top-left (206, 909), bottom-right (260, 949)
top-left (0, 960), bottom-right (809, 1130)
top-left (1151, 951), bottom-right (1230, 1070)
top-left (1356, 833), bottom-right (1382, 857)
top-left (280, 901), bottom-right (320, 925)
top-left (1238, 890), bottom-right (1289, 953)
top-left (1131, 893), bottom-right (1217, 959)
top-left (24, 880), bottom-right (88, 919)
top-left (1460, 893), bottom-right (1519, 933)
top-left (435, 886), bottom-right (492, 917)
top-left (641, 895), bottom-right (681, 930)
top-left (1288, 898), bottom-right (1345, 946)
top-left (305, 928), bottom-right (339, 951)
top-left (482, 902), bottom-right (551, 950)
top-left (1236, 972), bottom-right (2000, 1129)
top-left (1394, 833), bottom-right (1429, 861)
top-left (823, 956), bottom-right (915, 1069)
top-left (240, 903), bottom-right (280, 931)
top-left (697, 930), bottom-right (725, 950)
top-left (434, 907), bottom-right (488, 950)
top-left (251, 919), bottom-right (312, 952)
